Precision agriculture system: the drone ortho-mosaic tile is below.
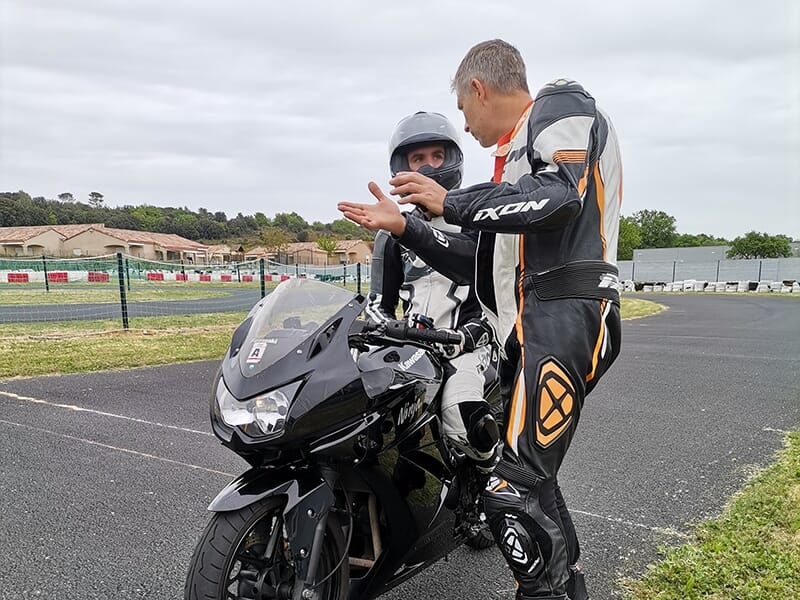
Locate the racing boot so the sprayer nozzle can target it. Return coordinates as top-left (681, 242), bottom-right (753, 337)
top-left (514, 565), bottom-right (588, 600)
top-left (444, 449), bottom-right (498, 511)
top-left (566, 564), bottom-right (589, 600)
top-left (444, 413), bottom-right (500, 510)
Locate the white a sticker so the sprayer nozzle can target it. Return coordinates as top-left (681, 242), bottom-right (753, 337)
top-left (247, 341), bottom-right (268, 363)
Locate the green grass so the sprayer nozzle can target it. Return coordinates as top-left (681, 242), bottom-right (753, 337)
top-left (0, 287), bottom-right (235, 305)
top-left (0, 296), bottom-right (659, 379)
top-left (0, 329), bottom-right (235, 378)
top-left (621, 297), bottom-right (665, 319)
top-left (622, 431), bottom-right (800, 600)
top-left (0, 312), bottom-right (248, 337)
top-left (634, 290), bottom-right (800, 300)
top-left (0, 312), bottom-right (249, 379)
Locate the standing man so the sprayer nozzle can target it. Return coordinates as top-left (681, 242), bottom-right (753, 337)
top-left (339, 39), bottom-right (622, 600)
top-left (368, 111), bottom-right (499, 506)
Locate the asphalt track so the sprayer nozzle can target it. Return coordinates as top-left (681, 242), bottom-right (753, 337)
top-left (0, 293), bottom-right (798, 599)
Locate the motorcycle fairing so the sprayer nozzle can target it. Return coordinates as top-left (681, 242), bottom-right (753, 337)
top-left (218, 290), bottom-right (371, 449)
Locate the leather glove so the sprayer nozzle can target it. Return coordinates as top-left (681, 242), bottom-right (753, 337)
top-left (435, 328), bottom-right (466, 359)
top-left (435, 319), bottom-right (493, 359)
top-left (459, 319), bottom-right (492, 351)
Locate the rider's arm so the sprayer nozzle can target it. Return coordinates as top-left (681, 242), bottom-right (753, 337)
top-left (366, 229), bottom-right (403, 322)
top-left (396, 213), bottom-right (477, 286)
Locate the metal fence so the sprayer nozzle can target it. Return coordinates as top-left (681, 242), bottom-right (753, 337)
top-left (0, 254), bottom-right (371, 285)
top-left (0, 253), bottom-right (370, 329)
top-left (617, 257), bottom-right (800, 283)
top-left (3, 253), bottom-right (798, 332)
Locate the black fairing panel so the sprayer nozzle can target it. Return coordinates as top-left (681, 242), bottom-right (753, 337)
top-left (357, 345), bottom-right (439, 385)
top-left (220, 296), bottom-right (368, 446)
top-left (208, 465), bottom-right (323, 512)
top-left (222, 298), bottom-right (364, 400)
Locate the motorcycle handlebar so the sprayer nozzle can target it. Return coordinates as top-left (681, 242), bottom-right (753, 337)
top-left (361, 320), bottom-right (462, 346)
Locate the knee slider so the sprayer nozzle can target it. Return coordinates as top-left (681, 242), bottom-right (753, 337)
top-left (486, 509), bottom-right (545, 579)
top-left (467, 411), bottom-right (499, 454)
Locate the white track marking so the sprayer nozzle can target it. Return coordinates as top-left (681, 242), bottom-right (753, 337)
top-left (0, 418), bottom-right (233, 477)
top-left (0, 390), bottom-right (212, 436)
top-left (570, 509), bottom-right (691, 539)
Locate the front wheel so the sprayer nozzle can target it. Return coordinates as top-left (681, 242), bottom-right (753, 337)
top-left (184, 497), bottom-right (349, 600)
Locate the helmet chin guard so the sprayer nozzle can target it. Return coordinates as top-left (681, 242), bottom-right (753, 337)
top-left (417, 164), bottom-right (461, 192)
top-left (389, 111), bottom-right (464, 191)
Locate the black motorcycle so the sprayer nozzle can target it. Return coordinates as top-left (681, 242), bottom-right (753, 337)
top-left (184, 278), bottom-right (502, 600)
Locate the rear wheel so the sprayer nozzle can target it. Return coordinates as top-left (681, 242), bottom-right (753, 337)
top-left (184, 497), bottom-right (349, 600)
top-left (465, 517), bottom-right (495, 550)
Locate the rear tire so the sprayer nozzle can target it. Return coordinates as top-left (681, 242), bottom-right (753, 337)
top-left (184, 497), bottom-right (349, 600)
top-left (465, 516), bottom-right (496, 550)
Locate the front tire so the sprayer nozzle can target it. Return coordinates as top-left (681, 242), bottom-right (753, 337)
top-left (184, 497), bottom-right (349, 600)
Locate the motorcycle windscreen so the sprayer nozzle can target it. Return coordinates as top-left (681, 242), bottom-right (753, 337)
top-left (238, 278), bottom-right (357, 377)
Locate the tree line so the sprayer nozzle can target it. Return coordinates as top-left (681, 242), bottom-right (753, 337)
top-left (0, 191), bottom-right (373, 248)
top-left (618, 209), bottom-right (795, 260)
top-left (0, 191), bottom-right (794, 260)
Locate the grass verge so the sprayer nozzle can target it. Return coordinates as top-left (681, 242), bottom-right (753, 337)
top-left (0, 329), bottom-right (235, 378)
top-left (0, 297), bottom-right (659, 379)
top-left (620, 296), bottom-right (665, 319)
top-left (0, 287), bottom-right (235, 304)
top-left (0, 312), bottom-right (248, 337)
top-left (622, 431), bottom-right (800, 600)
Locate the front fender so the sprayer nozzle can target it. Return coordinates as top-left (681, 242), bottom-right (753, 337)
top-left (208, 466), bottom-right (339, 585)
top-left (208, 465), bottom-right (326, 512)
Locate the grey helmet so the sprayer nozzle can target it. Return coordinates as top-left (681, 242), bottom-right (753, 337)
top-left (388, 111), bottom-right (463, 190)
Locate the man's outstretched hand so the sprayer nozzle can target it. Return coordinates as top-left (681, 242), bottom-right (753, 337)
top-left (338, 182), bottom-right (407, 236)
top-left (338, 172), bottom-right (448, 235)
top-left (389, 171), bottom-right (447, 216)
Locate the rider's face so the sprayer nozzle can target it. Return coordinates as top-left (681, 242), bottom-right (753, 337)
top-left (406, 144), bottom-right (446, 172)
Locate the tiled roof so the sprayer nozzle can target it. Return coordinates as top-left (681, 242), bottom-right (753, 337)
top-left (94, 227), bottom-right (208, 249)
top-left (335, 239), bottom-right (368, 251)
top-left (0, 224), bottom-right (207, 250)
top-left (286, 242), bottom-right (327, 253)
top-left (0, 224), bottom-right (104, 242)
top-left (283, 240), bottom-right (368, 253)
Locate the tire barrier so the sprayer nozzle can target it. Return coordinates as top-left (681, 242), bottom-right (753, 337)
top-left (622, 279), bottom-right (800, 294)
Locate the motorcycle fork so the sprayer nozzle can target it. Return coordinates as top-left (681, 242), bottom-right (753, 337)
top-left (283, 480), bottom-right (336, 594)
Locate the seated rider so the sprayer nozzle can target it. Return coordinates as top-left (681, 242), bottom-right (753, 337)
top-left (367, 111), bottom-right (500, 502)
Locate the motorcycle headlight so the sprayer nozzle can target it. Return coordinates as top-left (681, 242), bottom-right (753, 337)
top-left (215, 378), bottom-right (301, 436)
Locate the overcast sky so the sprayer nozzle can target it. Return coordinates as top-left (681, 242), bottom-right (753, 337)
top-left (1, 0), bottom-right (797, 239)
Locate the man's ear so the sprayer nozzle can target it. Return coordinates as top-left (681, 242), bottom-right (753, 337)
top-left (471, 78), bottom-right (488, 104)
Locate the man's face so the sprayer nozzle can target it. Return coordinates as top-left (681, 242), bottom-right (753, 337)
top-left (406, 143), bottom-right (446, 172)
top-left (457, 90), bottom-right (494, 148)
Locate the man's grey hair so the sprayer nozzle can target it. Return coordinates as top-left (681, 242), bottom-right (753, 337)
top-left (450, 39), bottom-right (529, 96)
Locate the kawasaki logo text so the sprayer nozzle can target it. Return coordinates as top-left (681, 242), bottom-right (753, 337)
top-left (473, 199), bottom-right (550, 222)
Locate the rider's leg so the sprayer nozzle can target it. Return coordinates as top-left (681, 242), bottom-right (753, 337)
top-left (484, 470), bottom-right (574, 597)
top-left (440, 346), bottom-right (500, 509)
top-left (553, 479), bottom-right (581, 569)
top-left (440, 346), bottom-right (499, 469)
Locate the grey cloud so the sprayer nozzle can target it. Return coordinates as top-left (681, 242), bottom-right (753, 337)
top-left (1, 0), bottom-right (797, 239)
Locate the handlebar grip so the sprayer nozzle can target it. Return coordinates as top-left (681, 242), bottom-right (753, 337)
top-left (382, 320), bottom-right (461, 345)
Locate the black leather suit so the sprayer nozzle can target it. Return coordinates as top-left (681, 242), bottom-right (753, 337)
top-left (397, 79), bottom-right (623, 599)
